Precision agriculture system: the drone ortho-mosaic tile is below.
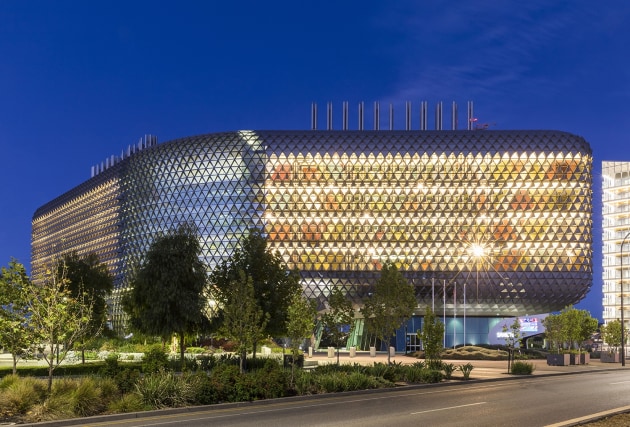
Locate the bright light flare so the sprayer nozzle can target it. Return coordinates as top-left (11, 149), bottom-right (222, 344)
top-left (471, 244), bottom-right (486, 258)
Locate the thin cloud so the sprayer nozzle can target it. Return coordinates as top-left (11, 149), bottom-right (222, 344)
top-left (379, 1), bottom-right (598, 106)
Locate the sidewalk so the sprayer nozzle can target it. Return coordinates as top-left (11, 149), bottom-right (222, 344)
top-left (306, 350), bottom-right (624, 380)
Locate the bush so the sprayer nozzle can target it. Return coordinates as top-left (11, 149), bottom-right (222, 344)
top-left (115, 368), bottom-right (141, 394)
top-left (142, 346), bottom-right (170, 374)
top-left (135, 370), bottom-right (199, 408)
top-left (458, 363), bottom-right (474, 380)
top-left (197, 355), bottom-right (217, 372)
top-left (108, 393), bottom-right (146, 413)
top-left (402, 366), bottom-right (425, 383)
top-left (0, 376), bottom-right (47, 415)
top-left (442, 363), bottom-right (457, 379)
top-left (99, 353), bottom-right (121, 378)
top-left (511, 361), bottom-right (535, 375)
top-left (72, 377), bottom-right (104, 417)
top-left (23, 394), bottom-right (73, 423)
top-left (420, 369), bottom-right (444, 383)
top-left (208, 363), bottom-right (241, 402)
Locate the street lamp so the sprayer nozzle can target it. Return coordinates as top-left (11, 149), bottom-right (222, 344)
top-left (621, 231), bottom-right (630, 366)
top-left (463, 282), bottom-right (467, 346)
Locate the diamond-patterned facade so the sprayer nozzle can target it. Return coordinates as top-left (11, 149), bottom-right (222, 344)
top-left (32, 130), bottom-right (593, 334)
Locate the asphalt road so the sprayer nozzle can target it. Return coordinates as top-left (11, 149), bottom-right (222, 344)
top-left (30, 369), bottom-right (630, 427)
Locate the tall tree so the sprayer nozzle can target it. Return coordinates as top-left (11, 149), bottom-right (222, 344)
top-left (542, 313), bottom-right (565, 353)
top-left (25, 263), bottom-right (94, 392)
top-left (209, 229), bottom-right (300, 357)
top-left (601, 319), bottom-right (624, 354)
top-left (57, 252), bottom-right (113, 362)
top-left (0, 259), bottom-right (35, 374)
top-left (361, 262), bottom-right (417, 364)
top-left (320, 287), bottom-right (355, 365)
top-left (561, 306), bottom-right (598, 351)
top-left (219, 270), bottom-right (268, 373)
top-left (122, 224), bottom-right (210, 365)
top-left (419, 306), bottom-right (444, 369)
top-left (286, 291), bottom-right (316, 382)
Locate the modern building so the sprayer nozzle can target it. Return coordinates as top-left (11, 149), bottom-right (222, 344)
top-left (602, 162), bottom-right (630, 337)
top-left (32, 126), bottom-right (593, 349)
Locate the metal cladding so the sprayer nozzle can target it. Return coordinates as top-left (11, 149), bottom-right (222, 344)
top-left (32, 130), bottom-right (593, 333)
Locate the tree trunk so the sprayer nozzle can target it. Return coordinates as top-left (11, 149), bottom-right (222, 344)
top-left (252, 339), bottom-right (258, 361)
top-left (12, 353), bottom-right (17, 375)
top-left (179, 331), bottom-right (186, 371)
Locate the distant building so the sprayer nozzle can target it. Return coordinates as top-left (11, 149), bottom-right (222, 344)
top-left (602, 161), bottom-right (630, 330)
top-left (32, 128), bottom-right (593, 349)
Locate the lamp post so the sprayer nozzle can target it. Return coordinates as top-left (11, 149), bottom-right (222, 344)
top-left (443, 279), bottom-right (446, 347)
top-left (463, 282), bottom-right (467, 346)
top-left (621, 231), bottom-right (630, 366)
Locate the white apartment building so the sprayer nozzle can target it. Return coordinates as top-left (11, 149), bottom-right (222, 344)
top-left (602, 161), bottom-right (630, 326)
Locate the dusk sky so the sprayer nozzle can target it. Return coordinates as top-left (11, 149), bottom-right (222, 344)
top-left (1, 1), bottom-right (629, 319)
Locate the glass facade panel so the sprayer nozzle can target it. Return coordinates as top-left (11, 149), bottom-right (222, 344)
top-left (32, 130), bottom-right (593, 334)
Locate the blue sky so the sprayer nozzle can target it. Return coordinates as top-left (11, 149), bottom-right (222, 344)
top-left (1, 1), bottom-right (628, 319)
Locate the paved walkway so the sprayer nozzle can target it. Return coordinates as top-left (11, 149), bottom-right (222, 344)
top-left (306, 351), bottom-right (625, 380)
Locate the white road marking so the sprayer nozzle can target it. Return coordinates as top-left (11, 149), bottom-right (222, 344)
top-left (410, 402), bottom-right (486, 415)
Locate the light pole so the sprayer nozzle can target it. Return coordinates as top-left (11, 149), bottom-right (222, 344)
top-left (463, 282), bottom-right (467, 346)
top-left (443, 279), bottom-right (446, 347)
top-left (621, 231), bottom-right (630, 366)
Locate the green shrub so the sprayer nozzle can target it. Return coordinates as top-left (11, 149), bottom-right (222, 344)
top-left (197, 355), bottom-right (217, 372)
top-left (315, 373), bottom-right (345, 393)
top-left (115, 368), bottom-right (141, 394)
top-left (135, 370), bottom-right (199, 408)
top-left (99, 353), bottom-right (121, 378)
top-left (403, 366), bottom-right (425, 383)
top-left (248, 359), bottom-right (287, 399)
top-left (411, 361), bottom-right (426, 369)
top-left (442, 363), bottom-right (456, 379)
top-left (208, 364), bottom-right (241, 402)
top-left (0, 376), bottom-right (47, 415)
top-left (142, 346), bottom-right (170, 374)
top-left (23, 394), bottom-right (74, 423)
top-left (95, 377), bottom-right (119, 405)
top-left (345, 372), bottom-right (377, 391)
top-left (458, 363), bottom-right (474, 380)
top-left (292, 369), bottom-right (317, 395)
top-left (511, 361), bottom-right (535, 375)
top-left (108, 393), bottom-right (146, 413)
top-left (0, 374), bottom-right (20, 391)
top-left (51, 377), bottom-right (78, 396)
top-left (72, 377), bottom-right (104, 417)
top-left (420, 369), bottom-right (444, 383)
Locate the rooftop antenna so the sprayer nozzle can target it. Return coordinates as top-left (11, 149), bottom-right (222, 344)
top-left (327, 102), bottom-right (333, 130)
top-left (420, 101), bottom-right (428, 130)
top-left (467, 101), bottom-right (474, 130)
top-left (435, 102), bottom-right (443, 130)
top-left (311, 102), bottom-right (317, 130)
top-left (389, 103), bottom-right (394, 130)
top-left (358, 102), bottom-right (364, 130)
top-left (451, 101), bottom-right (458, 130)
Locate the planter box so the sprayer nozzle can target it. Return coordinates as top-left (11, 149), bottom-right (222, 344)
top-left (601, 352), bottom-right (620, 363)
top-left (569, 354), bottom-right (581, 365)
top-left (547, 354), bottom-right (571, 366)
top-left (580, 353), bottom-right (590, 364)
